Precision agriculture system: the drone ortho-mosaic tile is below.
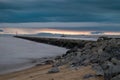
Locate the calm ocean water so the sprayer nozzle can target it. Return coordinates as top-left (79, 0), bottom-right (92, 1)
top-left (0, 37), bottom-right (67, 74)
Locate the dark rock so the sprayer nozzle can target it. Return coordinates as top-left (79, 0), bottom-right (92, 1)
top-left (83, 60), bottom-right (90, 66)
top-left (104, 62), bottom-right (114, 80)
top-left (98, 36), bottom-right (111, 41)
top-left (35, 63), bottom-right (43, 66)
top-left (111, 58), bottom-right (120, 65)
top-left (66, 47), bottom-right (78, 53)
top-left (54, 60), bottom-right (64, 66)
top-left (48, 67), bottom-right (60, 73)
top-left (92, 64), bottom-right (104, 76)
top-left (55, 56), bottom-right (62, 60)
top-left (98, 52), bottom-right (111, 62)
top-left (101, 62), bottom-right (109, 70)
top-left (104, 46), bottom-right (120, 60)
top-left (83, 74), bottom-right (95, 79)
top-left (111, 64), bottom-right (120, 76)
top-left (111, 74), bottom-right (120, 80)
top-left (103, 61), bottom-right (120, 80)
top-left (90, 54), bottom-right (99, 63)
top-left (70, 56), bottom-right (81, 67)
top-left (45, 60), bottom-right (54, 64)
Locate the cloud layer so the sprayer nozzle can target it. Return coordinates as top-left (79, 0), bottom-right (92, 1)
top-left (1, 28), bottom-right (120, 35)
top-left (0, 22), bottom-right (120, 32)
top-left (0, 29), bottom-right (3, 32)
top-left (0, 0), bottom-right (120, 22)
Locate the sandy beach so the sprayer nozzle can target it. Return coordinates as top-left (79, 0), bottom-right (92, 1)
top-left (1, 36), bottom-right (120, 80)
top-left (0, 64), bottom-right (103, 80)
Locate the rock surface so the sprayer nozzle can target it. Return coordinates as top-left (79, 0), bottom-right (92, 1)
top-left (48, 67), bottom-right (60, 73)
top-left (83, 74), bottom-right (95, 79)
top-left (54, 37), bottom-right (120, 80)
top-left (111, 74), bottom-right (120, 80)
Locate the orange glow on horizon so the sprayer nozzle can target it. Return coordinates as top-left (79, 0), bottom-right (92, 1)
top-left (39, 29), bottom-right (90, 35)
top-left (0, 28), bottom-right (120, 35)
top-left (0, 28), bottom-right (91, 35)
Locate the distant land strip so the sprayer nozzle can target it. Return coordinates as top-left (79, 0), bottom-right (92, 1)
top-left (14, 36), bottom-right (95, 49)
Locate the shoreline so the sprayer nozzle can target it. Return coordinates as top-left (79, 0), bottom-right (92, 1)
top-left (0, 36), bottom-right (120, 80)
top-left (0, 64), bottom-right (104, 80)
top-left (0, 52), bottom-right (63, 75)
top-left (0, 36), bottom-right (67, 75)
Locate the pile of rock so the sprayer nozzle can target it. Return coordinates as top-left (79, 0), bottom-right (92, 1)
top-left (52, 37), bottom-right (120, 80)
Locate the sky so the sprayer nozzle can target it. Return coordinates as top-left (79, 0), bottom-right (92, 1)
top-left (0, 0), bottom-right (120, 35)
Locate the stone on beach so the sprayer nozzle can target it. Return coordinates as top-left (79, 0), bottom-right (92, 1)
top-left (48, 67), bottom-right (60, 73)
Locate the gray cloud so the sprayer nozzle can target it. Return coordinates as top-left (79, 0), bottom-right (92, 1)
top-left (91, 31), bottom-right (104, 35)
top-left (0, 22), bottom-right (120, 32)
top-left (0, 29), bottom-right (3, 32)
top-left (0, 0), bottom-right (120, 23)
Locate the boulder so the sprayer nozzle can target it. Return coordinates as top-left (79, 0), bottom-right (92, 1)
top-left (111, 74), bottom-right (120, 80)
top-left (98, 52), bottom-right (111, 62)
top-left (111, 64), bottom-right (120, 76)
top-left (48, 67), bottom-right (60, 73)
top-left (111, 58), bottom-right (120, 65)
top-left (92, 64), bottom-right (104, 76)
top-left (90, 54), bottom-right (99, 63)
top-left (104, 62), bottom-right (114, 80)
top-left (103, 61), bottom-right (120, 80)
top-left (83, 74), bottom-right (95, 79)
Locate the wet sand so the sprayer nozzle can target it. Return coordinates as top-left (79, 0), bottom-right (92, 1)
top-left (0, 64), bottom-right (104, 80)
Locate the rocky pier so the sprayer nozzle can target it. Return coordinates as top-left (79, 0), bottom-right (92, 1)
top-left (15, 36), bottom-right (120, 80)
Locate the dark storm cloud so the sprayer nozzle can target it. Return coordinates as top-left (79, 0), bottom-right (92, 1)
top-left (0, 0), bottom-right (120, 22)
top-left (0, 22), bottom-right (120, 32)
top-left (0, 29), bottom-right (3, 32)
